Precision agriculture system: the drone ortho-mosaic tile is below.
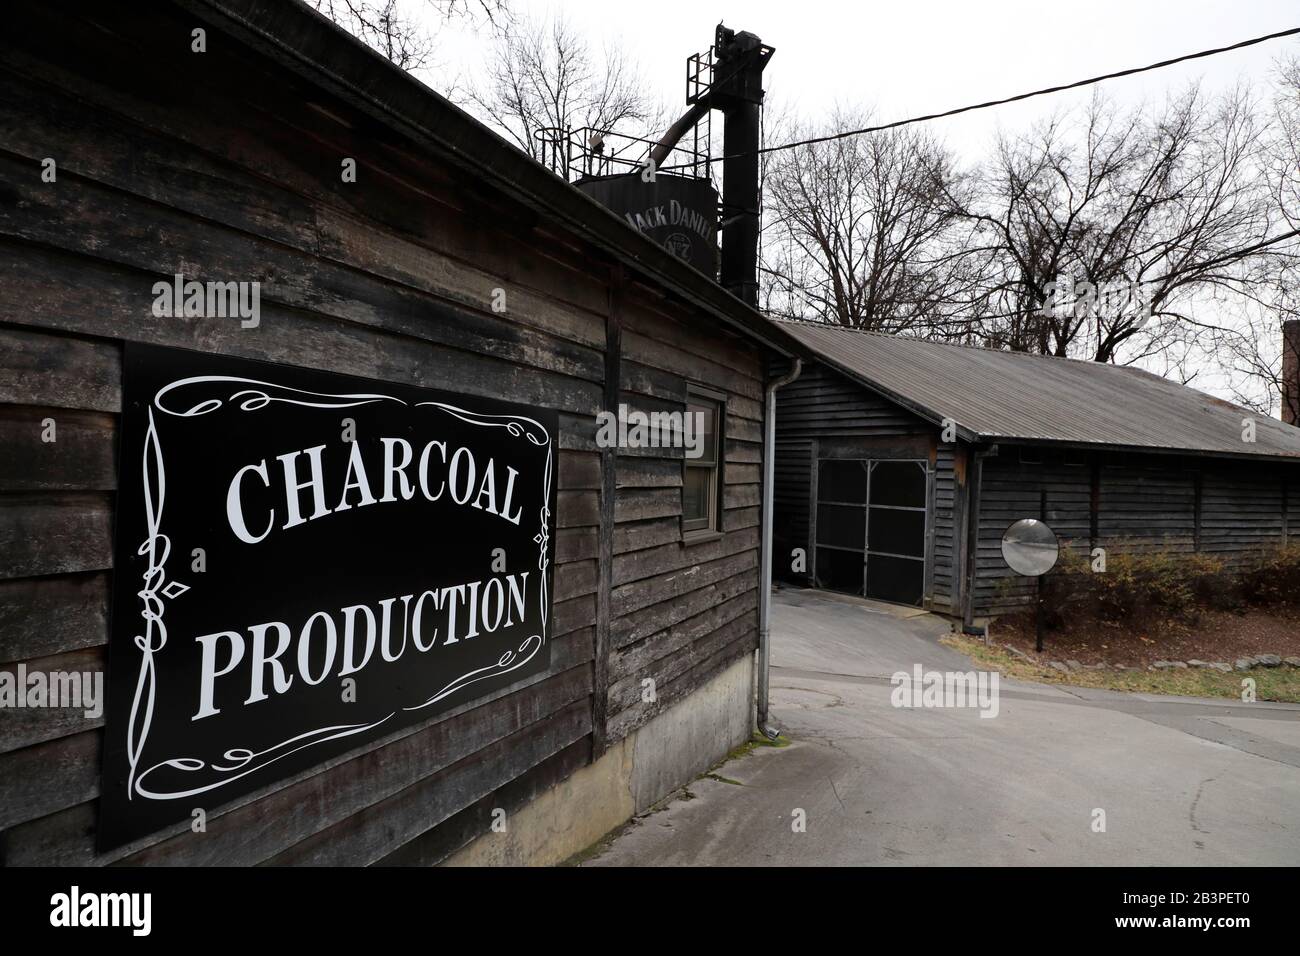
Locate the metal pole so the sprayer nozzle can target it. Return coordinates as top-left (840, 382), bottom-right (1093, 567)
top-left (721, 99), bottom-right (761, 305)
top-left (758, 358), bottom-right (801, 736)
top-left (1036, 489), bottom-right (1047, 653)
top-left (1035, 573), bottom-right (1045, 654)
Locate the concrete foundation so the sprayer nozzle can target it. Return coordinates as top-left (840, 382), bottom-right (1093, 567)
top-left (444, 651), bottom-right (756, 866)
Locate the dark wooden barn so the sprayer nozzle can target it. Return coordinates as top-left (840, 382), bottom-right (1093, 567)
top-left (0, 0), bottom-right (810, 864)
top-left (771, 321), bottom-right (1300, 626)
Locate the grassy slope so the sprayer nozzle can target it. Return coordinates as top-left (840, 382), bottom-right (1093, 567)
top-left (943, 635), bottom-right (1300, 704)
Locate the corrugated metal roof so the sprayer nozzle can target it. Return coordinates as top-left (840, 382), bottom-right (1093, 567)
top-left (775, 320), bottom-right (1300, 460)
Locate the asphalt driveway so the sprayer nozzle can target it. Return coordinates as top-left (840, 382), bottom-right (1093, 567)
top-left (585, 587), bottom-right (1300, 865)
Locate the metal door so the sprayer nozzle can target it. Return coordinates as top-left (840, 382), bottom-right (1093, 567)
top-left (814, 458), bottom-right (927, 606)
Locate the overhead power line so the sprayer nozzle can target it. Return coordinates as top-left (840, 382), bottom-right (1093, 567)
top-left (667, 25), bottom-right (1300, 169)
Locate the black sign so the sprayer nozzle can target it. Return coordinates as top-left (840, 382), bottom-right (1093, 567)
top-left (100, 344), bottom-right (556, 851)
top-left (574, 174), bottom-right (719, 275)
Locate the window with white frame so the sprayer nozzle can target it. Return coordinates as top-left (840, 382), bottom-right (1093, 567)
top-left (682, 387), bottom-right (724, 535)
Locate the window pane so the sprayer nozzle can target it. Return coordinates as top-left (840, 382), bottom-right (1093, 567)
top-left (868, 507), bottom-right (925, 557)
top-left (687, 401), bottom-right (718, 466)
top-left (816, 504), bottom-right (865, 550)
top-left (683, 465), bottom-right (711, 523)
top-left (869, 461), bottom-right (926, 508)
top-left (818, 459), bottom-right (867, 504)
top-left (815, 547), bottom-right (864, 595)
top-left (865, 554), bottom-right (924, 606)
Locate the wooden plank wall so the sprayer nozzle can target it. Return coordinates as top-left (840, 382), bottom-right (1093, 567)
top-left (604, 287), bottom-right (764, 743)
top-left (773, 437), bottom-right (813, 585)
top-left (775, 362), bottom-right (925, 439)
top-left (1201, 468), bottom-right (1286, 566)
top-left (975, 451), bottom-right (1300, 615)
top-left (929, 444), bottom-right (964, 614)
top-left (1097, 465), bottom-right (1197, 554)
top-left (0, 1), bottom-right (765, 864)
top-left (1290, 473), bottom-right (1300, 540)
top-left (974, 455), bottom-right (1093, 614)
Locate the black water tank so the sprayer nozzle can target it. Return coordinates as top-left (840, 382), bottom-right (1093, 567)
top-left (576, 173), bottom-right (719, 277)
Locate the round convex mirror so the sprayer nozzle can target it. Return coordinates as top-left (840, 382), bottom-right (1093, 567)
top-left (1001, 518), bottom-right (1059, 577)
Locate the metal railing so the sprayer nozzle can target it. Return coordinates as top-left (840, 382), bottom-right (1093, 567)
top-left (686, 43), bottom-right (715, 105)
top-left (534, 125), bottom-right (713, 183)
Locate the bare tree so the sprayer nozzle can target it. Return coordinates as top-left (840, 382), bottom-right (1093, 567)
top-left (1268, 54), bottom-right (1300, 231)
top-left (310, 0), bottom-right (508, 71)
top-left (952, 87), bottom-right (1278, 364)
top-left (464, 13), bottom-right (665, 162)
top-left (1195, 56), bottom-right (1300, 420)
top-left (760, 108), bottom-right (975, 332)
top-left (1201, 306), bottom-right (1297, 418)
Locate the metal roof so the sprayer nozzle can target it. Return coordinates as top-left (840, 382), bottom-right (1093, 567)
top-left (775, 320), bottom-right (1300, 461)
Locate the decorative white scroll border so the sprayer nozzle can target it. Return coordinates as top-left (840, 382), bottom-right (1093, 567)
top-left (125, 376), bottom-right (553, 802)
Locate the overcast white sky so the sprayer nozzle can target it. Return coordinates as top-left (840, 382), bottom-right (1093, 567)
top-left (420, 0), bottom-right (1300, 163)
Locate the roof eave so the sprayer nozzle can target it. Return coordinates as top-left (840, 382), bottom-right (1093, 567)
top-left (984, 434), bottom-right (1300, 464)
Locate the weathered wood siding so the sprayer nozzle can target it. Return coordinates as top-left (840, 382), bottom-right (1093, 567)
top-left (1097, 464), bottom-right (1197, 554)
top-left (605, 289), bottom-right (764, 744)
top-left (773, 437), bottom-right (813, 585)
top-left (1290, 473), bottom-right (1300, 539)
top-left (775, 362), bottom-right (924, 440)
top-left (929, 444), bottom-right (964, 615)
top-left (1200, 469), bottom-right (1287, 564)
top-left (974, 450), bottom-right (1300, 615)
top-left (973, 453), bottom-right (1093, 615)
top-left (0, 1), bottom-right (764, 865)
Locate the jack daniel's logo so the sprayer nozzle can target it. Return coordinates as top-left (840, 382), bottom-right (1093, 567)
top-left (623, 198), bottom-right (715, 242)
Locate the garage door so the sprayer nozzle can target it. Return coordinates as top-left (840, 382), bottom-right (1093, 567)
top-left (814, 458), bottom-right (928, 606)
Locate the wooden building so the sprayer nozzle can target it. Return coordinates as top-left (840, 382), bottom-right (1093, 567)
top-left (0, 0), bottom-right (811, 864)
top-left (772, 321), bottom-right (1300, 624)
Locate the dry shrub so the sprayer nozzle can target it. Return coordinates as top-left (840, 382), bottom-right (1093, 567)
top-left (1042, 545), bottom-right (1224, 627)
top-left (1235, 543), bottom-right (1300, 607)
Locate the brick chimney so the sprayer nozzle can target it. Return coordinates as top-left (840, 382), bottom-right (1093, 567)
top-left (1285, 319), bottom-right (1300, 426)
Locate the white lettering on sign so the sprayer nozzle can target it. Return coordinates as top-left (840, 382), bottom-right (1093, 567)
top-left (225, 437), bottom-right (524, 543)
top-left (623, 199), bottom-right (714, 242)
top-left (191, 572), bottom-right (530, 721)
